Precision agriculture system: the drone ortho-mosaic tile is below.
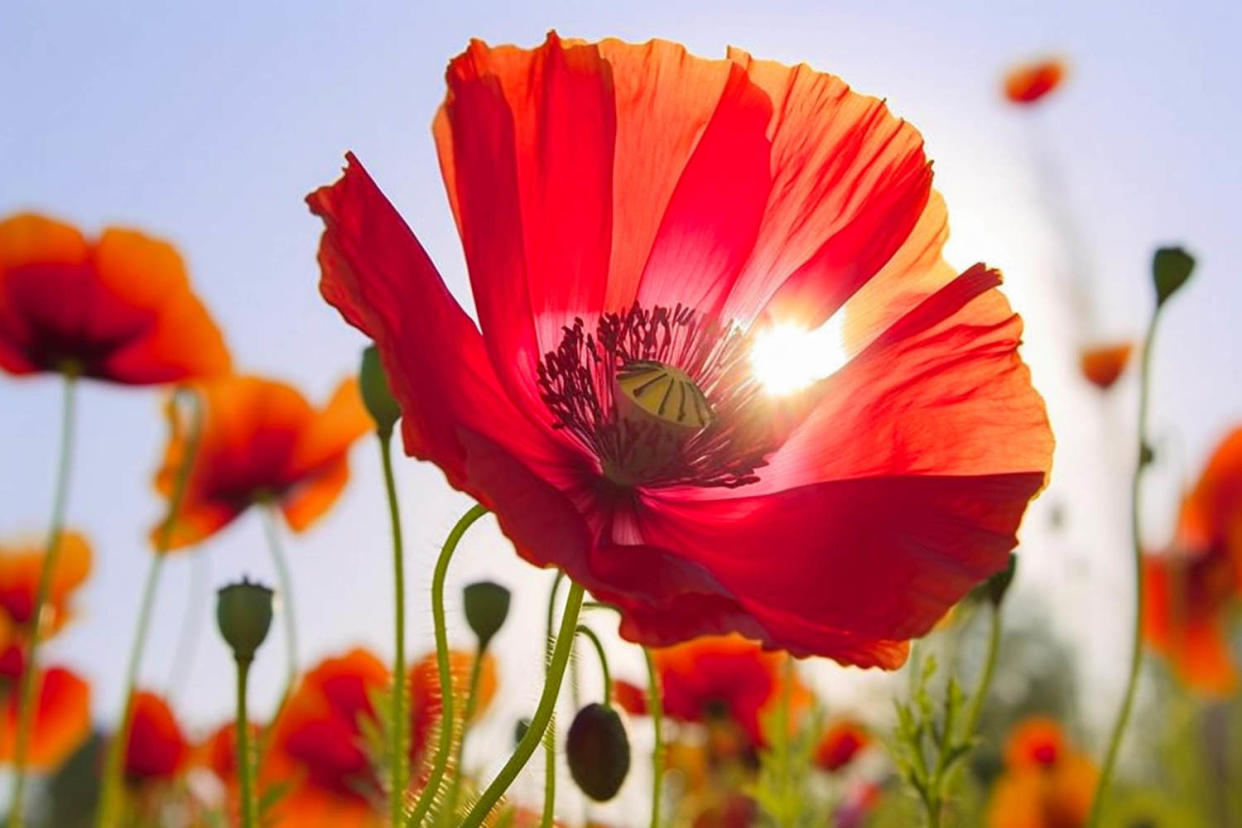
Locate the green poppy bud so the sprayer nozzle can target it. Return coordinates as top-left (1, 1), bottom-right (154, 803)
top-left (216, 578), bottom-right (274, 663)
top-left (985, 553), bottom-right (1018, 607)
top-left (1152, 247), bottom-right (1194, 307)
top-left (566, 702), bottom-right (631, 802)
top-left (463, 581), bottom-right (511, 651)
top-left (514, 717), bottom-right (531, 747)
top-left (359, 345), bottom-right (401, 434)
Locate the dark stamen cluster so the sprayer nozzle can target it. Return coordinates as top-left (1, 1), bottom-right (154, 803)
top-left (536, 304), bottom-right (778, 489)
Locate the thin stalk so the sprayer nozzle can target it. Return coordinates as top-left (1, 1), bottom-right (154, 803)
top-left (540, 571), bottom-right (565, 828)
top-left (236, 658), bottom-right (256, 828)
top-left (405, 504), bottom-right (489, 827)
top-left (261, 505), bottom-right (299, 703)
top-left (643, 646), bottom-right (664, 828)
top-left (574, 625), bottom-right (611, 702)
top-left (964, 602), bottom-right (1002, 739)
top-left (10, 371), bottom-right (78, 828)
top-left (461, 582), bottom-right (586, 828)
top-left (1088, 308), bottom-right (1162, 826)
top-left (97, 387), bottom-right (203, 828)
top-left (168, 551), bottom-right (210, 698)
top-left (443, 644), bottom-right (486, 821)
top-left (378, 430), bottom-right (408, 826)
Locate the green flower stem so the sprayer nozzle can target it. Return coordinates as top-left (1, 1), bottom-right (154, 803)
top-left (461, 581), bottom-right (586, 828)
top-left (443, 642), bottom-right (487, 822)
top-left (964, 602), bottom-right (1001, 739)
top-left (642, 646), bottom-right (664, 828)
top-left (260, 505), bottom-right (299, 703)
top-left (10, 371), bottom-right (78, 828)
top-left (574, 625), bottom-right (611, 703)
top-left (1088, 306), bottom-right (1163, 826)
top-left (540, 571), bottom-right (565, 828)
top-left (97, 388), bottom-right (203, 828)
top-left (405, 503), bottom-right (489, 827)
top-left (168, 550), bottom-right (210, 696)
top-left (378, 430), bottom-right (408, 826)
top-left (235, 657), bottom-right (256, 828)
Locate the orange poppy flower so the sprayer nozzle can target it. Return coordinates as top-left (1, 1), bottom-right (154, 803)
top-left (0, 649), bottom-right (90, 769)
top-left (619, 635), bottom-right (808, 749)
top-left (988, 717), bottom-right (1096, 828)
top-left (408, 648), bottom-right (498, 763)
top-left (263, 648), bottom-right (387, 827)
top-left (312, 34), bottom-right (1052, 669)
top-left (1078, 342), bottom-right (1132, 390)
top-left (815, 717), bottom-right (870, 772)
top-left (1176, 427), bottom-right (1242, 573)
top-left (0, 213), bottom-right (229, 383)
top-left (1002, 58), bottom-right (1067, 105)
top-left (124, 691), bottom-right (188, 781)
top-left (154, 375), bottom-right (370, 549)
top-left (0, 531), bottom-right (91, 636)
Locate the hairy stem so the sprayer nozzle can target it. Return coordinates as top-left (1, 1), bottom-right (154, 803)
top-left (379, 431), bottom-right (409, 825)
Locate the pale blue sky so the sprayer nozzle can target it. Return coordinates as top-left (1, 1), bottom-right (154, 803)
top-left (2, 0), bottom-right (1240, 815)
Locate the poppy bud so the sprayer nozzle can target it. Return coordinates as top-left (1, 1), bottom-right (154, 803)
top-left (1152, 247), bottom-right (1194, 307)
top-left (566, 702), bottom-right (631, 802)
top-left (514, 716), bottom-right (531, 746)
top-left (359, 345), bottom-right (401, 434)
top-left (985, 554), bottom-right (1018, 607)
top-left (216, 578), bottom-right (274, 663)
top-left (463, 581), bottom-right (510, 651)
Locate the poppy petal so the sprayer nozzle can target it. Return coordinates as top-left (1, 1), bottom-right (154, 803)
top-left (0, 665), bottom-right (91, 769)
top-left (0, 215), bottom-right (89, 374)
top-left (309, 154), bottom-right (574, 492)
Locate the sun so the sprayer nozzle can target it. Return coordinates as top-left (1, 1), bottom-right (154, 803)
top-left (750, 316), bottom-right (850, 395)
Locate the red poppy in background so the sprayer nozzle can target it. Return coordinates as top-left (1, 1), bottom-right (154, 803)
top-left (1078, 342), bottom-right (1132, 390)
top-left (1142, 427), bottom-right (1242, 693)
top-left (408, 648), bottom-right (497, 763)
top-left (0, 531), bottom-right (91, 637)
top-left (0, 213), bottom-right (230, 383)
top-left (616, 635), bottom-right (807, 748)
top-left (263, 648), bottom-right (387, 827)
top-left (124, 691), bottom-right (188, 781)
top-left (154, 375), bottom-right (370, 549)
top-left (1002, 58), bottom-right (1067, 105)
top-left (0, 647), bottom-right (90, 769)
top-left (311, 34), bottom-right (1053, 667)
top-left (988, 717), bottom-right (1096, 828)
top-left (815, 717), bottom-right (870, 772)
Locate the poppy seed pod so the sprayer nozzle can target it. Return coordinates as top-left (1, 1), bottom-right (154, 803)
top-left (1153, 246), bottom-right (1195, 307)
top-left (359, 345), bottom-right (401, 434)
top-left (566, 702), bottom-right (631, 802)
top-left (216, 579), bottom-right (274, 663)
top-left (463, 581), bottom-right (511, 650)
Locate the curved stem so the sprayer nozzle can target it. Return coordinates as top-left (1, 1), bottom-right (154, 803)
top-left (96, 387), bottom-right (203, 828)
top-left (574, 626), bottom-right (612, 703)
top-left (540, 571), bottom-right (565, 828)
top-left (168, 550), bottom-right (210, 699)
top-left (236, 657), bottom-right (255, 828)
top-left (379, 431), bottom-right (408, 826)
top-left (261, 505), bottom-right (299, 703)
top-left (443, 643), bottom-right (486, 821)
top-left (405, 504), bottom-right (489, 827)
top-left (1088, 309), bottom-right (1162, 826)
top-left (643, 647), bottom-right (664, 828)
top-left (461, 582), bottom-right (586, 828)
top-left (964, 602), bottom-right (1001, 739)
top-left (9, 372), bottom-right (77, 828)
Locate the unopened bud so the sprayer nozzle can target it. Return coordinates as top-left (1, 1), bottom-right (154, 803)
top-left (985, 554), bottom-right (1018, 607)
top-left (359, 345), bottom-right (401, 434)
top-left (514, 717), bottom-right (531, 746)
top-left (1153, 247), bottom-right (1195, 307)
top-left (216, 578), bottom-right (274, 663)
top-left (566, 702), bottom-right (631, 802)
top-left (463, 581), bottom-right (510, 651)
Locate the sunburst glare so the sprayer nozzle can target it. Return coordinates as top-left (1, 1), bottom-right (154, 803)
top-left (750, 315), bottom-right (850, 395)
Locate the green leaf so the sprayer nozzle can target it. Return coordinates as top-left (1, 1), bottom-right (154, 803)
top-left (1153, 246), bottom-right (1195, 306)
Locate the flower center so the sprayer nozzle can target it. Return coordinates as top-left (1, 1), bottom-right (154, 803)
top-left (536, 304), bottom-right (779, 489)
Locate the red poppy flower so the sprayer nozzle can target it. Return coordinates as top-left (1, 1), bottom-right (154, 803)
top-left (1175, 427), bottom-right (1242, 575)
top-left (124, 691), bottom-right (188, 781)
top-left (0, 652), bottom-right (90, 769)
top-left (0, 531), bottom-right (91, 636)
top-left (408, 648), bottom-right (497, 763)
top-left (0, 213), bottom-right (230, 383)
top-left (1002, 59), bottom-right (1067, 105)
top-left (311, 34), bottom-right (1053, 667)
top-left (815, 717), bottom-right (870, 772)
top-left (988, 717), bottom-right (1096, 828)
top-left (264, 648), bottom-right (387, 827)
top-left (618, 635), bottom-right (807, 748)
top-left (154, 375), bottom-right (370, 550)
top-left (1078, 342), bottom-right (1132, 390)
